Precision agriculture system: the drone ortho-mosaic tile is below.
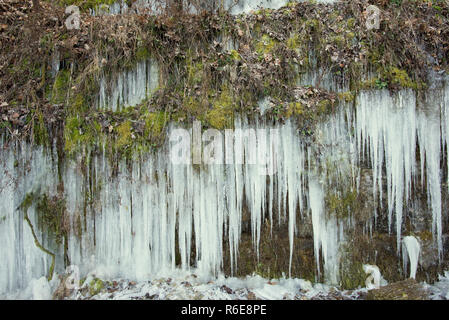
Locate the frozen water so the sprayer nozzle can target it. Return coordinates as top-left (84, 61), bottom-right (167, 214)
top-left (403, 236), bottom-right (420, 279)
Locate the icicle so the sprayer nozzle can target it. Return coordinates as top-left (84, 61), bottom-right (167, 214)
top-left (356, 90), bottom-right (416, 252)
top-left (2, 80), bottom-right (449, 296)
top-left (97, 59), bottom-right (159, 112)
top-left (402, 236), bottom-right (420, 279)
top-left (308, 177), bottom-right (341, 285)
top-left (355, 89), bottom-right (444, 256)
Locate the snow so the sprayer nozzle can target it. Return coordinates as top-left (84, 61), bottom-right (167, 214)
top-left (68, 270), bottom-right (338, 300)
top-left (1, 276), bottom-right (59, 300)
top-left (427, 271), bottom-right (449, 300)
top-left (2, 266), bottom-right (449, 300)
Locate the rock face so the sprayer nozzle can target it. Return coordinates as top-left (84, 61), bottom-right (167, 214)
top-left (365, 279), bottom-right (429, 300)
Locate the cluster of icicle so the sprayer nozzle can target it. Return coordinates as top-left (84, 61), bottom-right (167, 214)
top-left (356, 88), bottom-right (446, 257)
top-left (0, 112), bottom-right (346, 295)
top-left (97, 59), bottom-right (159, 111)
top-left (2, 80), bottom-right (449, 296)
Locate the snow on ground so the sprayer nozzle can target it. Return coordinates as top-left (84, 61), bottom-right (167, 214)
top-left (425, 271), bottom-right (449, 300)
top-left (71, 272), bottom-right (344, 300)
top-left (3, 269), bottom-right (449, 300)
top-left (1, 276), bottom-right (60, 300)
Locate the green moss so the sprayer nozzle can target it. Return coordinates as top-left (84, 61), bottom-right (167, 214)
top-left (333, 35), bottom-right (346, 48)
top-left (339, 260), bottom-right (367, 290)
top-left (70, 93), bottom-right (88, 113)
top-left (411, 230), bottom-right (433, 241)
top-left (36, 194), bottom-right (67, 246)
top-left (254, 8), bottom-right (273, 17)
top-left (285, 102), bottom-right (304, 118)
top-left (136, 46), bottom-right (151, 60)
top-left (389, 67), bottom-right (420, 89)
top-left (206, 87), bottom-right (236, 130)
top-left (89, 278), bottom-right (104, 296)
top-left (254, 262), bottom-right (279, 280)
top-left (33, 111), bottom-right (49, 146)
top-left (52, 70), bottom-right (71, 105)
top-left (347, 18), bottom-right (356, 29)
top-left (64, 116), bottom-right (101, 155)
top-left (52, 0), bottom-right (116, 11)
top-left (182, 96), bottom-right (204, 119)
top-left (358, 66), bottom-right (425, 90)
top-left (144, 111), bottom-right (168, 143)
top-left (115, 120), bottom-right (133, 149)
top-left (317, 99), bottom-right (332, 114)
top-left (304, 18), bottom-right (320, 30)
top-left (337, 91), bottom-right (355, 103)
top-left (347, 32), bottom-right (356, 43)
top-left (325, 188), bottom-right (358, 219)
top-left (230, 50), bottom-right (241, 61)
top-left (254, 34), bottom-right (278, 56)
top-left (286, 33), bottom-right (301, 50)
top-left (186, 51), bottom-right (204, 87)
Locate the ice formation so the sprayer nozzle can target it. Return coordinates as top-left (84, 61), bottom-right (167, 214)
top-left (309, 178), bottom-right (343, 285)
top-left (403, 236), bottom-right (420, 279)
top-left (363, 264), bottom-right (381, 289)
top-left (97, 59), bottom-right (159, 111)
top-left (1, 62), bottom-right (449, 297)
top-left (355, 89), bottom-right (445, 256)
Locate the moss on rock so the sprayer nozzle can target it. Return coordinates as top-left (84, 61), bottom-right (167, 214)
top-left (52, 70), bottom-right (71, 105)
top-left (206, 87), bottom-right (236, 130)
